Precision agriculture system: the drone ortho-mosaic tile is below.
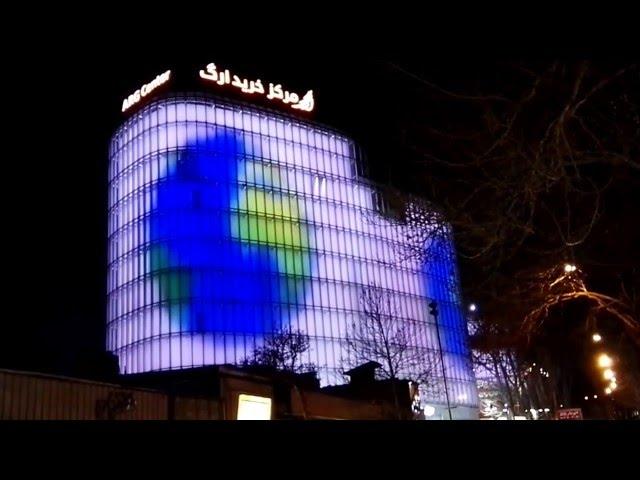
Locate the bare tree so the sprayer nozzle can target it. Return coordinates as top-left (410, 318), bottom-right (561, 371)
top-left (518, 264), bottom-right (640, 346)
top-left (386, 59), bottom-right (638, 292)
top-left (377, 60), bottom-right (640, 412)
top-left (363, 187), bottom-right (453, 269)
top-left (345, 284), bottom-right (441, 419)
top-left (468, 311), bottom-right (530, 418)
top-left (242, 326), bottom-right (316, 374)
top-left (473, 346), bottom-right (547, 418)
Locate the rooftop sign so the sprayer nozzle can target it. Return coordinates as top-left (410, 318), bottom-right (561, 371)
top-left (199, 62), bottom-right (314, 113)
top-left (120, 64), bottom-right (315, 115)
top-left (121, 70), bottom-right (171, 113)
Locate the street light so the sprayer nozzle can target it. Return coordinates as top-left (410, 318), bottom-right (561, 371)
top-left (429, 300), bottom-right (452, 420)
top-left (597, 353), bottom-right (613, 368)
top-left (468, 303), bottom-right (477, 312)
top-left (605, 388), bottom-right (612, 395)
top-left (603, 369), bottom-right (615, 380)
top-left (564, 263), bottom-right (577, 273)
top-left (592, 333), bottom-right (602, 343)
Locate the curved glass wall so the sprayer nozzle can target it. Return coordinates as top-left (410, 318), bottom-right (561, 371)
top-left (107, 94), bottom-right (478, 415)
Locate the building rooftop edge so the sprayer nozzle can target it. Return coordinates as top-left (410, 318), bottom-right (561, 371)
top-left (112, 91), bottom-right (357, 146)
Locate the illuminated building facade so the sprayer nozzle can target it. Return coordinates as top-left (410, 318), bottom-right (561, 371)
top-left (107, 92), bottom-right (478, 418)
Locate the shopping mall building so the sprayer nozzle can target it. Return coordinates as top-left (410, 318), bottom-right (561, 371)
top-left (106, 65), bottom-right (479, 419)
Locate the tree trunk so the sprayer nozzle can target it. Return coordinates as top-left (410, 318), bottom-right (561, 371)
top-left (493, 352), bottom-right (516, 418)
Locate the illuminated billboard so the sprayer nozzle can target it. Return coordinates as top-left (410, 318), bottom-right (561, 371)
top-left (107, 93), bottom-right (478, 416)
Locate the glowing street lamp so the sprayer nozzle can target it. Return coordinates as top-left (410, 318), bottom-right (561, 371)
top-left (603, 369), bottom-right (615, 380)
top-left (423, 405), bottom-right (436, 417)
top-left (605, 387), bottom-right (612, 395)
top-left (597, 353), bottom-right (613, 369)
top-left (469, 303), bottom-right (477, 312)
top-left (592, 333), bottom-right (602, 343)
top-left (564, 263), bottom-right (577, 273)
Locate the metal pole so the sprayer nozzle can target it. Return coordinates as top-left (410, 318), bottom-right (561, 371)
top-left (431, 301), bottom-right (453, 420)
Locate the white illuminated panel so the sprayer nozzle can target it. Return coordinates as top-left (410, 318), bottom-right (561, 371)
top-left (237, 394), bottom-right (272, 420)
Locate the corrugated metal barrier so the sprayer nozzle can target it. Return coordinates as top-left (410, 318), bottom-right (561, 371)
top-left (0, 369), bottom-right (219, 420)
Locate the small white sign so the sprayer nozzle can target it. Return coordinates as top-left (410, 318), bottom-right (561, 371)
top-left (237, 394), bottom-right (272, 420)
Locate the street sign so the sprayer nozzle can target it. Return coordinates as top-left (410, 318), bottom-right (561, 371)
top-left (556, 408), bottom-right (583, 420)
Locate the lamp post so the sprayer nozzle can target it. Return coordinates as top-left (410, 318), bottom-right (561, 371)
top-left (429, 300), bottom-right (453, 420)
